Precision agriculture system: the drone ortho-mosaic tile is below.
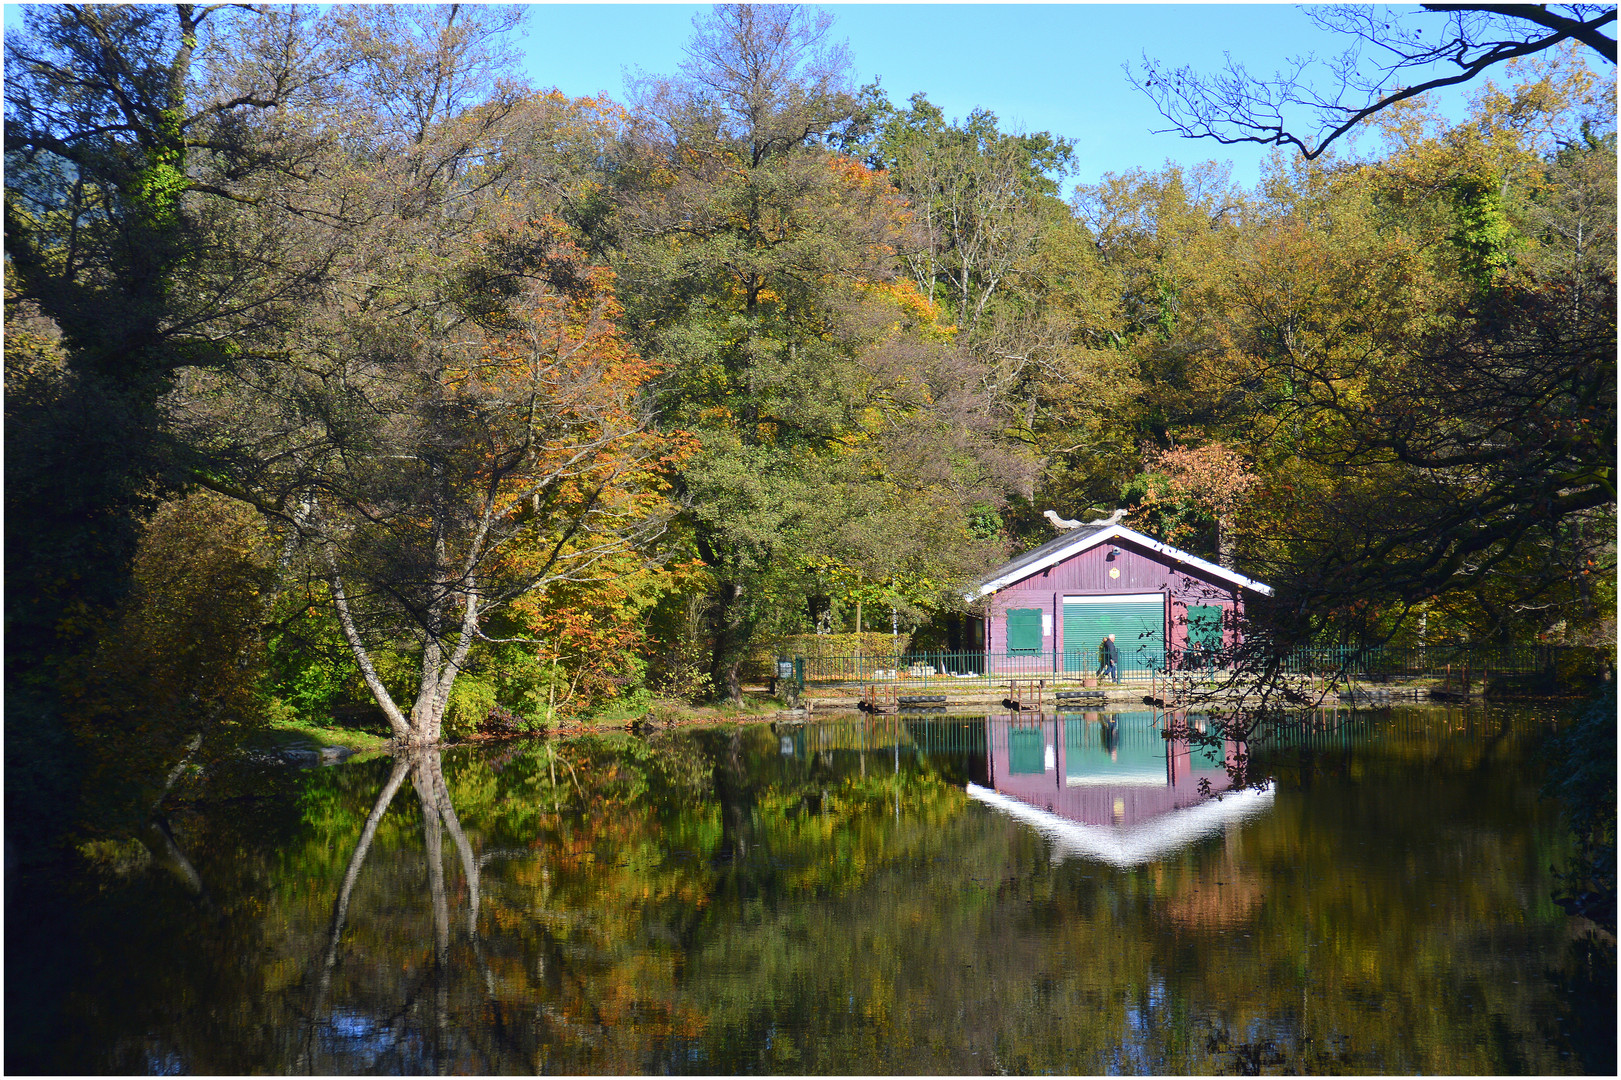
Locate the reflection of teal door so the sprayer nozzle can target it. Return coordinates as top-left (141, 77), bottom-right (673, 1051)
top-left (1062, 714), bottom-right (1166, 783)
top-left (1008, 725), bottom-right (1046, 774)
top-left (1192, 738), bottom-right (1224, 769)
top-left (1063, 596), bottom-right (1165, 675)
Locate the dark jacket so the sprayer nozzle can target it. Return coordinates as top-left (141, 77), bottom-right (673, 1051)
top-left (1103, 638), bottom-right (1119, 663)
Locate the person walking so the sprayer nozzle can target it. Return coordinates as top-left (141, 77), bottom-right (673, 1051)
top-left (1102, 634), bottom-right (1120, 683)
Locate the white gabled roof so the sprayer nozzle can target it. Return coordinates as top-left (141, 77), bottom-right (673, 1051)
top-left (971, 523), bottom-right (1273, 599)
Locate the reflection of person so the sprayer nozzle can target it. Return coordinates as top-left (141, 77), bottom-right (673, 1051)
top-left (1102, 634), bottom-right (1119, 682)
top-left (1101, 716), bottom-right (1119, 760)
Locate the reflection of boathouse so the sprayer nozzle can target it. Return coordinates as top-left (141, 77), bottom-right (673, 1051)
top-left (968, 713), bottom-right (1273, 867)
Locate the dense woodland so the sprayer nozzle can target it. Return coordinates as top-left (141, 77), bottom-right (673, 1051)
top-left (4, 5), bottom-right (1615, 841)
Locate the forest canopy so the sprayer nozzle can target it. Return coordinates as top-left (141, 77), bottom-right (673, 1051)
top-left (5, 4), bottom-right (1614, 777)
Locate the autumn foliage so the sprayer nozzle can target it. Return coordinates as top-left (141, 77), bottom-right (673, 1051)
top-left (1127, 442), bottom-right (1259, 567)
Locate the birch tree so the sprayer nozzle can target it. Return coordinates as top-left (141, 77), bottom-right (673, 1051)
top-left (183, 218), bottom-right (670, 745)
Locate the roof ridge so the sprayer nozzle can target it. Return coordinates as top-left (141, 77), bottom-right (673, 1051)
top-left (971, 523), bottom-right (1273, 598)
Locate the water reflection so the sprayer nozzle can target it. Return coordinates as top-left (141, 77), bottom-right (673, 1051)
top-left (300, 749), bottom-right (483, 1074)
top-left (968, 713), bottom-right (1274, 867)
top-left (10, 707), bottom-right (1611, 1075)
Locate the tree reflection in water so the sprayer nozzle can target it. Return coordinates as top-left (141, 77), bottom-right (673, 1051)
top-left (296, 748), bottom-right (487, 1074)
top-left (13, 708), bottom-right (1612, 1075)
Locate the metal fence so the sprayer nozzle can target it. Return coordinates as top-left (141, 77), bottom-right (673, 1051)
top-left (793, 649), bottom-right (1162, 687)
top-left (790, 644), bottom-right (1607, 687)
top-left (1274, 644), bottom-right (1607, 679)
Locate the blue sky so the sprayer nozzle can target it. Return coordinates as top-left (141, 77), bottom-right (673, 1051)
top-left (5, 3), bottom-right (1484, 192)
top-left (515, 3), bottom-right (1481, 191)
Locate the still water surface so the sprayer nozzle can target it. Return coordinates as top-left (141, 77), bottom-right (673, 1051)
top-left (11, 705), bottom-right (1615, 1074)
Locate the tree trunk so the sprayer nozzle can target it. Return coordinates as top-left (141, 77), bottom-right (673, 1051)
top-left (327, 563), bottom-right (412, 741)
top-left (328, 546), bottom-right (481, 746)
top-left (708, 579), bottom-right (745, 705)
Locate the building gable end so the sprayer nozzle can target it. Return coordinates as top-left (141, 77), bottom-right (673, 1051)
top-left (973, 525), bottom-right (1272, 598)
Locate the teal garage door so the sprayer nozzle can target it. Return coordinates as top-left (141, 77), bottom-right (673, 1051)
top-left (1062, 594), bottom-right (1165, 676)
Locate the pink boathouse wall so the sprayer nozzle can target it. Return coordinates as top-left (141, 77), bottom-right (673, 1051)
top-left (986, 718), bottom-right (1244, 825)
top-left (982, 533), bottom-right (1250, 663)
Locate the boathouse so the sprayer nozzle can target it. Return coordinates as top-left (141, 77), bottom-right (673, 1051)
top-left (970, 513), bottom-right (1272, 676)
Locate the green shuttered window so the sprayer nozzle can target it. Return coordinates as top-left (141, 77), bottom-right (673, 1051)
top-left (1005, 607), bottom-right (1043, 655)
top-left (1187, 605), bottom-right (1225, 651)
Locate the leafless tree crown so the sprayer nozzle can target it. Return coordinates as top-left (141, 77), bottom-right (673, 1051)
top-left (1130, 4), bottom-right (1617, 159)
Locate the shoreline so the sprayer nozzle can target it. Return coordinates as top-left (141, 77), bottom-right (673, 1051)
top-left (259, 689), bottom-right (1590, 767)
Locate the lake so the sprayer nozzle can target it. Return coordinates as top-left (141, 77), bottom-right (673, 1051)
top-left (7, 704), bottom-right (1614, 1074)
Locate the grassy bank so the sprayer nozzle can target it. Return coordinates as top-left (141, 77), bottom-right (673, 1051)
top-left (255, 717), bottom-right (393, 756)
top-left (257, 691), bottom-right (798, 754)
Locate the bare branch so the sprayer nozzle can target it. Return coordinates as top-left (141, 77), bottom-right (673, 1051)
top-left (1129, 4), bottom-right (1616, 160)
